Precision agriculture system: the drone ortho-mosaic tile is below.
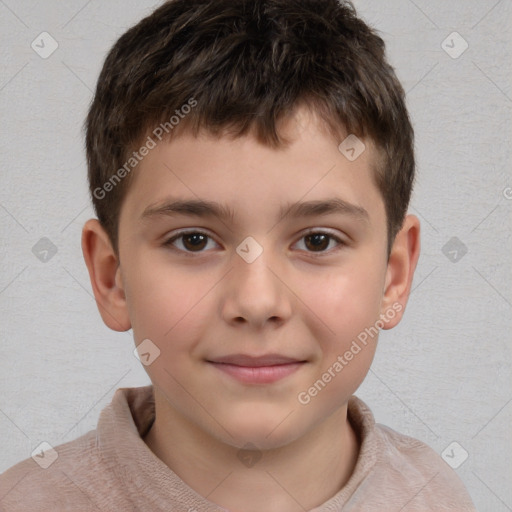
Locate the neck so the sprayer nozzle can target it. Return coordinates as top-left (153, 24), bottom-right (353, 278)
top-left (143, 389), bottom-right (359, 512)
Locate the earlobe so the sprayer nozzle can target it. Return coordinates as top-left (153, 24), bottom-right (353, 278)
top-left (381, 214), bottom-right (421, 329)
top-left (81, 219), bottom-right (131, 332)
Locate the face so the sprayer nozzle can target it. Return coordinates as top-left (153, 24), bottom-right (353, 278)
top-left (115, 108), bottom-right (396, 449)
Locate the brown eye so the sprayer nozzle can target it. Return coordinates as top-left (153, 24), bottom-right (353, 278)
top-left (182, 233), bottom-right (208, 251)
top-left (165, 231), bottom-right (218, 253)
top-left (304, 233), bottom-right (330, 252)
top-left (293, 231), bottom-right (344, 255)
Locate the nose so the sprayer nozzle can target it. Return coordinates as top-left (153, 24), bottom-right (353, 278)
top-left (220, 245), bottom-right (292, 329)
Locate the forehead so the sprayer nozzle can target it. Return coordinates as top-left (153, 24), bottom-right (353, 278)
top-left (119, 107), bottom-right (385, 230)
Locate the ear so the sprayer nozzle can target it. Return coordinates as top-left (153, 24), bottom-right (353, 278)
top-left (81, 219), bottom-right (131, 332)
top-left (380, 214), bottom-right (421, 329)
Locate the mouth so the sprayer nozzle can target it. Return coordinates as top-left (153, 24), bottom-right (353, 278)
top-left (206, 354), bottom-right (307, 384)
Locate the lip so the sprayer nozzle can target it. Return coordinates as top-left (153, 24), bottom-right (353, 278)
top-left (207, 354), bottom-right (307, 384)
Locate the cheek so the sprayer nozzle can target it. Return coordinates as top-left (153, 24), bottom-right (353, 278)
top-left (301, 260), bottom-right (385, 345)
top-left (124, 260), bottom-right (213, 351)
top-left (294, 267), bottom-right (383, 413)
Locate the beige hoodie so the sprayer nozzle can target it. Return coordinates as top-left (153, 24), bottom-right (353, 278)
top-left (0, 386), bottom-right (476, 511)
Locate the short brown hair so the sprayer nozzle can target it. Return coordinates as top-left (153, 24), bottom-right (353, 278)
top-left (86, 0), bottom-right (415, 256)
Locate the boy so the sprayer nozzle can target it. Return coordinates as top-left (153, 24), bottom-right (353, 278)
top-left (0, 0), bottom-right (476, 510)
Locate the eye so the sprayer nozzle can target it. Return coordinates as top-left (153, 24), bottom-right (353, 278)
top-left (293, 230), bottom-right (345, 254)
top-left (164, 230), bottom-right (220, 253)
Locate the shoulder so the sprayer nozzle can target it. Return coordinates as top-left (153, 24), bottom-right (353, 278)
top-left (0, 430), bottom-right (110, 511)
top-left (348, 396), bottom-right (476, 511)
top-left (375, 424), bottom-right (475, 509)
top-left (0, 386), bottom-right (155, 512)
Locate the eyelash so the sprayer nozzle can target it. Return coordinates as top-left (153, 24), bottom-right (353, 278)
top-left (162, 229), bottom-right (346, 257)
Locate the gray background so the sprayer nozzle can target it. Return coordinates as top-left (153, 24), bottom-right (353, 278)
top-left (1, 0), bottom-right (511, 510)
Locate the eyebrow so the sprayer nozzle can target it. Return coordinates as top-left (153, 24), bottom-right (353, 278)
top-left (141, 199), bottom-right (236, 222)
top-left (140, 197), bottom-right (369, 223)
top-left (279, 198), bottom-right (369, 223)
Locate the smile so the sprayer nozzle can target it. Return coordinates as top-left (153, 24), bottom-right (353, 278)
top-left (207, 354), bottom-right (307, 384)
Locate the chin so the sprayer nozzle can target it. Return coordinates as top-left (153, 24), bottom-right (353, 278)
top-left (219, 409), bottom-right (309, 451)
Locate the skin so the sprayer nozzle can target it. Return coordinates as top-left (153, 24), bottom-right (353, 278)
top-left (82, 106), bottom-right (420, 512)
